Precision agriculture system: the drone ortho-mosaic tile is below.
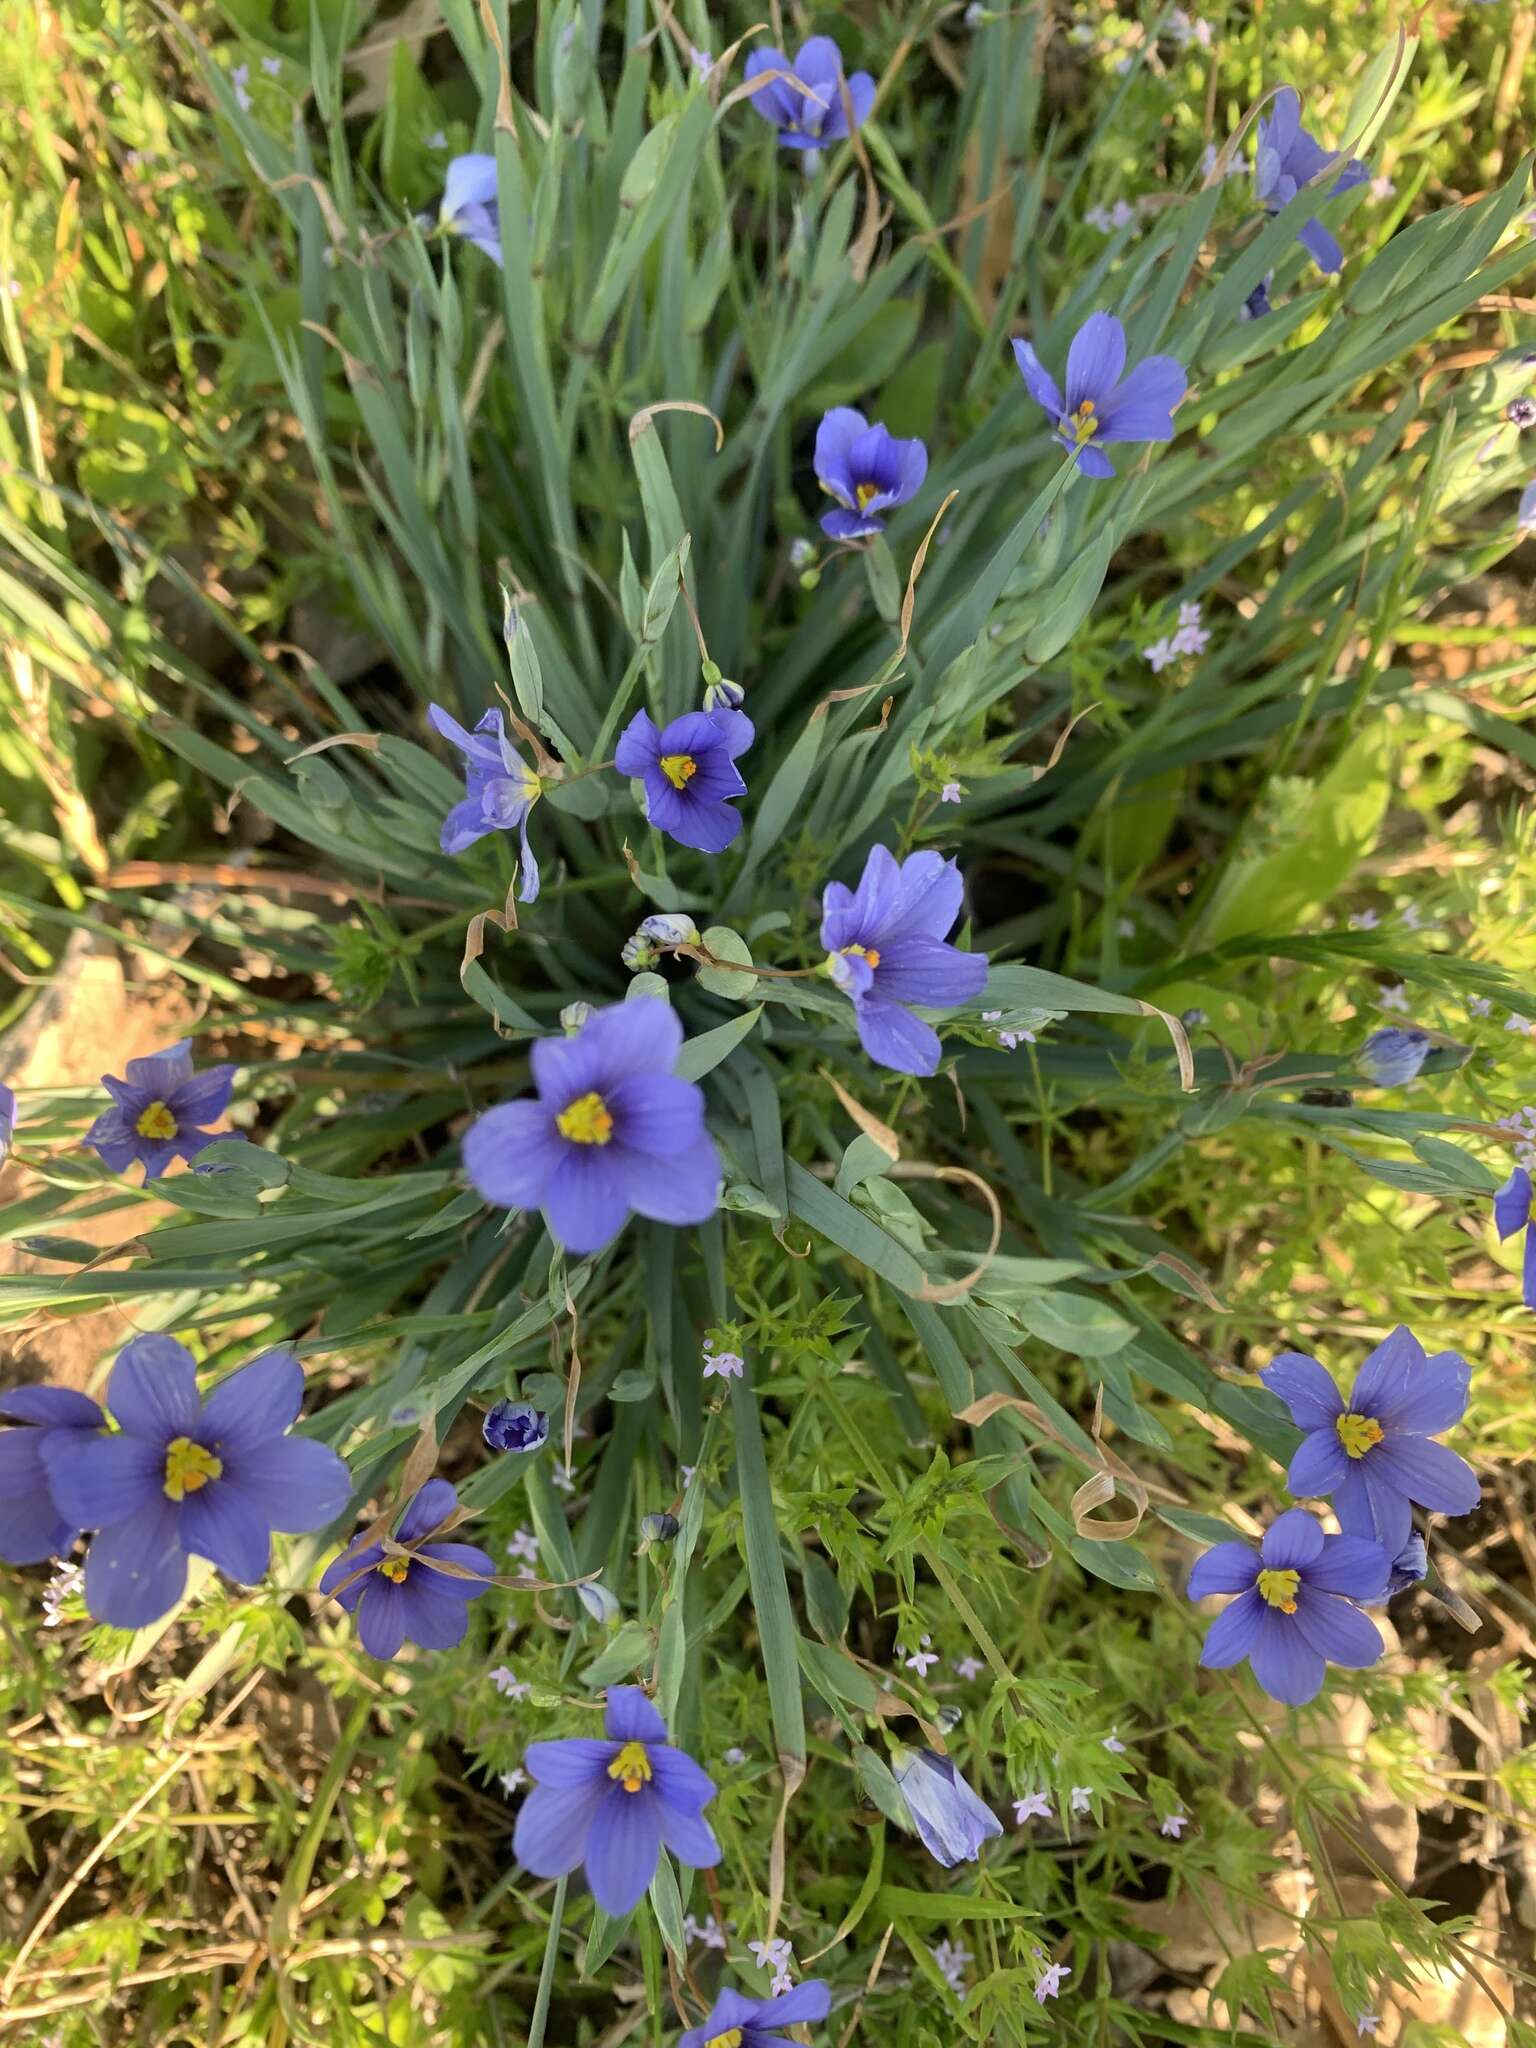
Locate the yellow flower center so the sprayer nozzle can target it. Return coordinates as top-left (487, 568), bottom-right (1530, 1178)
top-left (1256, 1567), bottom-right (1300, 1614)
top-left (377, 1556), bottom-right (411, 1583)
top-left (842, 943), bottom-right (881, 970)
top-left (135, 1100), bottom-right (178, 1140)
top-left (855, 481), bottom-right (878, 510)
top-left (659, 753), bottom-right (697, 789)
top-left (1067, 398), bottom-right (1098, 445)
top-left (707, 2033), bottom-right (744, 2048)
top-left (607, 1740), bottom-right (652, 1794)
top-left (1335, 1412), bottom-right (1384, 1459)
top-left (163, 1436), bottom-right (222, 1501)
top-left (556, 1091), bottom-right (614, 1146)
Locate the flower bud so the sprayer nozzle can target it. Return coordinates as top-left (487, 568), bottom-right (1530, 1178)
top-left (577, 1580), bottom-right (620, 1626)
top-left (788, 537), bottom-right (815, 569)
top-left (639, 913), bottom-right (700, 948)
top-left (560, 1001), bottom-right (593, 1033)
top-left (1358, 1026), bottom-right (1431, 1086)
top-left (483, 1400), bottom-right (549, 1454)
top-left (890, 1747), bottom-right (1003, 1867)
top-left (621, 933), bottom-right (661, 971)
top-left (640, 1511), bottom-right (680, 1544)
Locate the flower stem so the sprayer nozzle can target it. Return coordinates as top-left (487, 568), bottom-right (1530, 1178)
top-left (527, 1876), bottom-right (567, 2048)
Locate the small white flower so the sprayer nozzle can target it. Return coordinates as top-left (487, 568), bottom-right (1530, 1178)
top-left (904, 1635), bottom-right (941, 1678)
top-left (506, 1527), bottom-right (539, 1564)
top-left (1102, 1729), bottom-right (1128, 1754)
top-left (1171, 620), bottom-right (1209, 656)
top-left (1468, 996), bottom-right (1492, 1017)
top-left (262, 55), bottom-right (282, 75)
top-left (1117, 917), bottom-right (1136, 940)
top-left (1014, 1791), bottom-right (1052, 1822)
top-left (1369, 174), bottom-right (1396, 201)
top-left (702, 1341), bottom-right (745, 1380)
top-left (234, 83), bottom-right (254, 111)
top-left (1070, 1786), bottom-right (1093, 1815)
top-left (489, 1664), bottom-right (530, 1700)
top-left (1034, 1962), bottom-right (1071, 2004)
top-left (930, 1936), bottom-right (973, 1991)
top-left (953, 1655), bottom-right (983, 1680)
top-left (1160, 1810), bottom-right (1188, 1838)
top-left (1379, 984), bottom-right (1410, 1013)
top-left (1356, 2018), bottom-right (1381, 2038)
top-left (724, 1745), bottom-right (747, 1765)
top-left (552, 1461), bottom-right (576, 1494)
top-left (1143, 635), bottom-right (1178, 672)
top-left (940, 781), bottom-right (962, 804)
top-left (499, 1767), bottom-right (526, 1794)
top-left (1351, 910), bottom-right (1380, 930)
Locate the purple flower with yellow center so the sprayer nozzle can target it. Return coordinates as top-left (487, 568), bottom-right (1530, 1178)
top-left (41, 1334), bottom-right (351, 1629)
top-left (614, 707), bottom-right (752, 854)
top-left (1188, 1508), bottom-right (1388, 1705)
top-left (1012, 311), bottom-right (1186, 480)
top-left (428, 704), bottom-right (542, 902)
top-left (743, 35), bottom-right (874, 153)
top-left (680, 1981), bottom-right (832, 2048)
top-left (1254, 87), bottom-right (1368, 275)
top-left (319, 1476), bottom-right (494, 1658)
top-left (891, 1746), bottom-right (1003, 1866)
top-left (513, 1684), bottom-right (720, 1916)
top-left (84, 1041), bottom-right (238, 1182)
top-left (438, 153), bottom-right (502, 265)
top-left (821, 846), bottom-right (989, 1076)
top-left (0, 1387), bottom-right (105, 1565)
top-left (1260, 1326), bottom-right (1479, 1553)
top-left (1494, 1166), bottom-right (1536, 1308)
top-left (813, 409), bottom-right (928, 540)
top-left (462, 998), bottom-right (722, 1255)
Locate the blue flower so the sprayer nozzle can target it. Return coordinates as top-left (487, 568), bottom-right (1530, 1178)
top-left (679, 1982), bottom-right (832, 2048)
top-left (813, 410), bottom-right (927, 540)
top-left (1495, 1166), bottom-right (1536, 1308)
top-left (743, 36), bottom-right (874, 153)
top-left (439, 153), bottom-right (502, 265)
top-left (577, 1580), bottom-right (621, 1625)
top-left (482, 1400), bottom-right (549, 1454)
top-left (891, 1746), bottom-right (1003, 1866)
top-left (1254, 87), bottom-right (1368, 275)
top-left (320, 1477), bottom-right (494, 1659)
top-left (84, 1041), bottom-right (239, 1181)
top-left (427, 704), bottom-right (542, 902)
top-left (821, 846), bottom-right (988, 1076)
top-left (44, 1334), bottom-right (352, 1629)
top-left (1358, 1026), bottom-right (1431, 1085)
top-left (1261, 1327), bottom-right (1480, 1553)
top-left (614, 708), bottom-right (753, 854)
top-left (1188, 1508), bottom-right (1388, 1705)
top-left (1012, 311), bottom-right (1186, 479)
top-left (0, 1080), bottom-right (14, 1164)
top-left (513, 1685), bottom-right (720, 1915)
top-left (463, 999), bottom-right (722, 1255)
top-left (0, 1387), bottom-right (105, 1565)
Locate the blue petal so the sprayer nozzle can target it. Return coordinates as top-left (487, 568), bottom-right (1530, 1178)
top-left (82, 1497), bottom-right (188, 1628)
top-left (1187, 1541), bottom-right (1259, 1599)
top-left (1370, 1350), bottom-right (1469, 1435)
top-left (1348, 1325), bottom-right (1425, 1416)
top-left (585, 1785), bottom-right (664, 1915)
top-left (107, 1333), bottom-right (200, 1441)
top-left (179, 1480), bottom-right (272, 1583)
top-left (613, 710), bottom-right (661, 779)
top-left (398, 1478), bottom-right (460, 1545)
top-left (1290, 1588), bottom-right (1383, 1669)
top-left (1063, 311), bottom-right (1127, 413)
top-left (356, 1578), bottom-right (409, 1658)
top-left (1369, 1436), bottom-right (1479, 1517)
top-left (227, 1434), bottom-right (351, 1533)
top-left (852, 994), bottom-right (943, 1077)
top-left (1259, 1509), bottom-right (1325, 1570)
top-left (1197, 1587), bottom-right (1262, 1666)
top-left (202, 1350), bottom-right (303, 1453)
top-left (43, 1431), bottom-right (165, 1529)
top-left (1259, 1352), bottom-right (1343, 1430)
top-left (0, 1386), bottom-right (104, 1429)
top-left (1011, 338), bottom-right (1065, 421)
top-left (543, 1147), bottom-right (633, 1254)
top-left (606, 1686), bottom-right (669, 1743)
top-left (1296, 216), bottom-right (1345, 274)
top-left (462, 1099), bottom-right (563, 1212)
top-left (1494, 1167), bottom-right (1532, 1239)
top-left (526, 1738), bottom-right (620, 1787)
top-left (1305, 1535), bottom-right (1390, 1602)
top-left (1287, 1426), bottom-right (1350, 1499)
top-left (1249, 1609), bottom-right (1326, 1705)
top-left (515, 1779), bottom-right (608, 1877)
top-left (813, 406), bottom-right (869, 507)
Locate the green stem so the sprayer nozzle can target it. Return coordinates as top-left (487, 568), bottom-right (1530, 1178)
top-left (527, 1876), bottom-right (567, 2048)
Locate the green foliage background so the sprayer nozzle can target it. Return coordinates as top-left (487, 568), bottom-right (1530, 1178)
top-left (1, 0), bottom-right (1534, 2042)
